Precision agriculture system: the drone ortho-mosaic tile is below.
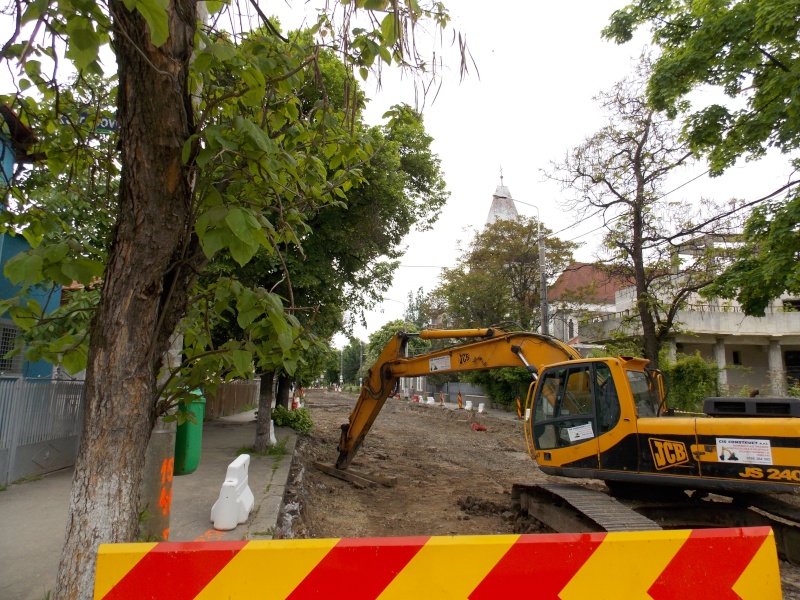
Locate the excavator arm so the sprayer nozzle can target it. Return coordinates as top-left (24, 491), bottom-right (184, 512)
top-left (336, 328), bottom-right (580, 469)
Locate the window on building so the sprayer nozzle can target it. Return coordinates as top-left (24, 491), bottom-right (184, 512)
top-left (732, 351), bottom-right (742, 366)
top-left (784, 299), bottom-right (800, 312)
top-left (0, 320), bottom-right (23, 374)
top-left (568, 319), bottom-right (574, 339)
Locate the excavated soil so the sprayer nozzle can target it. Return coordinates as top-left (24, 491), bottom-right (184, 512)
top-left (279, 389), bottom-right (800, 597)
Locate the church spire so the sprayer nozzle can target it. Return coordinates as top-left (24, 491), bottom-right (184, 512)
top-left (485, 169), bottom-right (518, 225)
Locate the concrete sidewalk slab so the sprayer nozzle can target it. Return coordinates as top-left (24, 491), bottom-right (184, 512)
top-left (0, 410), bottom-right (296, 600)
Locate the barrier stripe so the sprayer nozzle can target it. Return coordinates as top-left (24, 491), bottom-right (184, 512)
top-left (196, 539), bottom-right (340, 600)
top-left (732, 530), bottom-right (784, 600)
top-left (94, 527), bottom-right (781, 599)
top-left (469, 532), bottom-right (605, 599)
top-left (94, 542), bottom-right (156, 599)
top-left (287, 536), bottom-right (429, 600)
top-left (378, 534), bottom-right (518, 598)
top-left (101, 541), bottom-right (247, 600)
top-left (560, 529), bottom-right (692, 599)
top-left (648, 527), bottom-right (773, 600)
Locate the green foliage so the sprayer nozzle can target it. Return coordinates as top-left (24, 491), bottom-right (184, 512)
top-left (703, 196), bottom-right (800, 316)
top-left (466, 368), bottom-right (532, 406)
top-left (434, 217), bottom-right (576, 330)
top-left (603, 0), bottom-right (800, 316)
top-left (272, 405), bottom-right (313, 434)
top-left (604, 0), bottom-right (800, 175)
top-left (365, 319), bottom-right (431, 366)
top-left (661, 352), bottom-right (719, 412)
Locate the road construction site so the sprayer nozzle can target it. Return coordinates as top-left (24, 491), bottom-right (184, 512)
top-left (282, 389), bottom-right (800, 598)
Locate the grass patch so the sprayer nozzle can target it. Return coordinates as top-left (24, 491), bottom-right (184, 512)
top-left (236, 436), bottom-right (288, 458)
top-left (253, 527), bottom-right (275, 537)
top-left (238, 403), bottom-right (257, 413)
top-left (13, 474), bottom-right (43, 485)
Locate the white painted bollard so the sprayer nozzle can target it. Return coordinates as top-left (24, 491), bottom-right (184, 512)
top-left (211, 454), bottom-right (255, 531)
top-left (269, 420), bottom-right (277, 445)
top-left (427, 396), bottom-right (435, 405)
top-left (465, 400), bottom-right (473, 411)
top-left (478, 403), bottom-right (485, 413)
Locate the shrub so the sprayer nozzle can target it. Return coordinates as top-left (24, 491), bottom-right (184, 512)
top-left (272, 405), bottom-right (314, 434)
top-left (661, 352), bottom-right (719, 412)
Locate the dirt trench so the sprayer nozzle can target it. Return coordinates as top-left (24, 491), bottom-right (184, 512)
top-left (278, 389), bottom-right (800, 597)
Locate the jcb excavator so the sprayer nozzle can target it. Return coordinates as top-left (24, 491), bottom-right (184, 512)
top-left (337, 328), bottom-right (800, 495)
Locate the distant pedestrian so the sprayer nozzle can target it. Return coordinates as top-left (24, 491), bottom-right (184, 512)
top-left (457, 391), bottom-right (463, 409)
top-left (439, 391), bottom-right (444, 406)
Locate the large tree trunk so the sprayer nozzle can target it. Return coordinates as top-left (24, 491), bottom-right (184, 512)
top-left (54, 2), bottom-right (198, 598)
top-left (254, 371), bottom-right (276, 453)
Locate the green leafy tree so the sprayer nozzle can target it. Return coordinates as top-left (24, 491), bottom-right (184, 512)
top-left (341, 337), bottom-right (366, 385)
top-left (365, 318), bottom-right (431, 365)
top-left (550, 59), bottom-right (738, 369)
top-left (0, 1), bottom-right (463, 596)
top-left (603, 0), bottom-right (800, 316)
top-left (435, 217), bottom-right (576, 330)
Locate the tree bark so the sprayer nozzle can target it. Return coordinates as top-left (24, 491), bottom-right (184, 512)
top-left (54, 2), bottom-right (199, 598)
top-left (277, 372), bottom-right (292, 410)
top-left (254, 371), bottom-right (276, 453)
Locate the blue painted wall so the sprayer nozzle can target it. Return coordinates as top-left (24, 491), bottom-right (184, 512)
top-left (0, 234), bottom-right (62, 377)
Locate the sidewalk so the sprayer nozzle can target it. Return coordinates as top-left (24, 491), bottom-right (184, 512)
top-left (0, 410), bottom-right (296, 600)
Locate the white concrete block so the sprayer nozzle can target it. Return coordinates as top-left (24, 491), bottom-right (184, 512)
top-left (426, 396), bottom-right (435, 404)
top-left (465, 400), bottom-right (473, 411)
top-left (211, 454), bottom-right (255, 531)
top-left (478, 403), bottom-right (485, 413)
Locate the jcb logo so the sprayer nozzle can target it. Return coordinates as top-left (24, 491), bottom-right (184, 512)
top-left (649, 438), bottom-right (690, 470)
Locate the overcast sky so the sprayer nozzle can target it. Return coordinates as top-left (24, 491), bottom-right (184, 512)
top-left (1, 2), bottom-right (793, 347)
top-left (304, 0), bottom-right (794, 346)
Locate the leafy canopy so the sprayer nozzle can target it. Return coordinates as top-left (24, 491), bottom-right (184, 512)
top-left (603, 0), bottom-right (800, 315)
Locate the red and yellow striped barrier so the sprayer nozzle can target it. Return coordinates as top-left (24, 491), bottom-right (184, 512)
top-left (95, 527), bottom-right (780, 599)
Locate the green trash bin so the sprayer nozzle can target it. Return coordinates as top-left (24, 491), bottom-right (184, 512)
top-left (174, 390), bottom-right (205, 475)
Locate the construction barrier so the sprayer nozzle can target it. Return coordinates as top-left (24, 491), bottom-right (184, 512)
top-left (210, 454), bottom-right (254, 531)
top-left (94, 527), bottom-right (780, 599)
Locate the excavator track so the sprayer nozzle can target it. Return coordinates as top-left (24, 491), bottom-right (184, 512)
top-left (514, 481), bottom-right (800, 564)
top-left (513, 483), bottom-right (662, 533)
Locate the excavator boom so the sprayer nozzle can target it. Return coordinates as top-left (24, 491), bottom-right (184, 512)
top-left (336, 328), bottom-right (579, 469)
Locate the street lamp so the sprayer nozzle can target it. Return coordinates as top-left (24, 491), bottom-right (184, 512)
top-left (383, 297), bottom-right (408, 332)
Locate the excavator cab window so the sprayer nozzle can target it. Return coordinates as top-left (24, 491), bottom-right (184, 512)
top-left (533, 365), bottom-right (596, 450)
top-left (595, 363), bottom-right (621, 433)
top-left (627, 371), bottom-right (658, 417)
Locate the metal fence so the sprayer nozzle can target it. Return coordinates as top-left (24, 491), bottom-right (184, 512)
top-left (0, 377), bottom-right (85, 486)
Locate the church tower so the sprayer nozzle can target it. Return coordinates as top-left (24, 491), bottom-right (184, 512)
top-left (485, 171), bottom-right (518, 225)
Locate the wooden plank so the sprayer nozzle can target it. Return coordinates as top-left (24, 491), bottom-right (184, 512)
top-left (349, 470), bottom-right (397, 488)
top-left (313, 462), bottom-right (377, 488)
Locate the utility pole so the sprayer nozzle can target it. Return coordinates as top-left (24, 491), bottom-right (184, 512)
top-left (528, 203), bottom-right (549, 336)
top-left (538, 220), bottom-right (549, 335)
top-left (359, 341), bottom-right (363, 387)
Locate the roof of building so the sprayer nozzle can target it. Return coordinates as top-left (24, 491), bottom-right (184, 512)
top-left (485, 184), bottom-right (519, 225)
top-left (549, 262), bottom-right (631, 304)
top-left (493, 185), bottom-right (511, 199)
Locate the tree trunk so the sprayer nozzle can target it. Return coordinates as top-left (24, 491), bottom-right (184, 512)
top-left (277, 372), bottom-right (292, 410)
top-left (254, 371), bottom-right (276, 453)
top-left (54, 2), bottom-right (199, 598)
